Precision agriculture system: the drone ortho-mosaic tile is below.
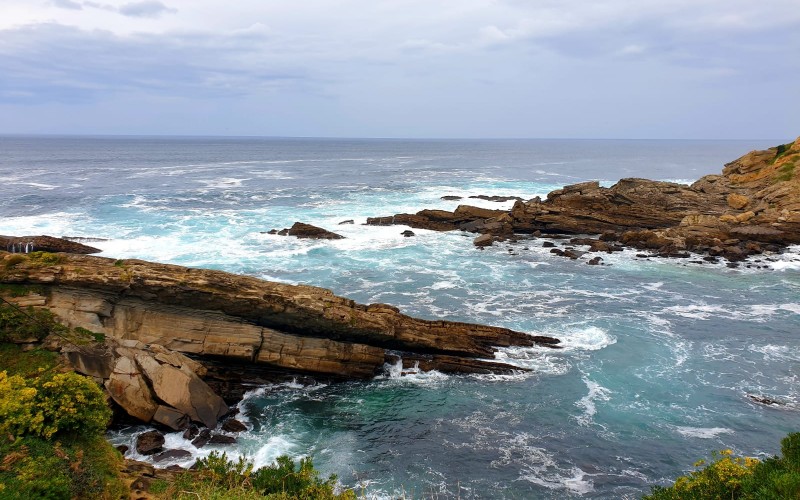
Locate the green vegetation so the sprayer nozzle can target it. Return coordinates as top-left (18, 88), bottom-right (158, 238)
top-left (0, 343), bottom-right (124, 499)
top-left (775, 161), bottom-right (795, 183)
top-left (2, 254), bottom-right (27, 270)
top-left (161, 452), bottom-right (356, 500)
top-left (0, 303), bottom-right (64, 343)
top-left (0, 433), bottom-right (127, 500)
top-left (770, 142), bottom-right (796, 165)
top-left (645, 432), bottom-right (800, 499)
top-left (26, 252), bottom-right (65, 267)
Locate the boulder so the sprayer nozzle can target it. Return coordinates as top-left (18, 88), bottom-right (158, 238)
top-left (473, 234), bottom-right (495, 247)
top-left (221, 419), bottom-right (248, 433)
top-left (63, 344), bottom-right (115, 380)
top-left (105, 356), bottom-right (158, 423)
top-left (136, 353), bottom-right (228, 429)
top-left (136, 430), bottom-right (165, 455)
top-left (338, 220), bottom-right (354, 225)
top-left (153, 449), bottom-right (193, 463)
top-left (152, 405), bottom-right (191, 431)
top-left (440, 195), bottom-right (462, 201)
top-left (208, 434), bottom-right (237, 445)
top-left (191, 429), bottom-right (212, 448)
top-left (727, 193), bottom-right (750, 209)
top-left (286, 222), bottom-right (344, 240)
top-left (401, 230), bottom-right (415, 237)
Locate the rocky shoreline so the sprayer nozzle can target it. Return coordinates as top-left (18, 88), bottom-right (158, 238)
top-left (367, 137), bottom-right (800, 263)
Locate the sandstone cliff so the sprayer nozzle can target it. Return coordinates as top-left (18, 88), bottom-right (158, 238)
top-left (0, 252), bottom-right (559, 379)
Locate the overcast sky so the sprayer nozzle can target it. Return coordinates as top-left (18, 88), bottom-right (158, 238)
top-left (0, 0), bottom-right (797, 139)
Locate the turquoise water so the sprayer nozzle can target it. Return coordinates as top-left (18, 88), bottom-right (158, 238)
top-left (1, 136), bottom-right (798, 498)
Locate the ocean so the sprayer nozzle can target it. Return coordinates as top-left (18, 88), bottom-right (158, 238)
top-left (1, 135), bottom-right (798, 499)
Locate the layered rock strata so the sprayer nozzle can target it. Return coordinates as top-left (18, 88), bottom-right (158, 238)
top-left (1, 253), bottom-right (559, 379)
top-left (366, 138), bottom-right (800, 260)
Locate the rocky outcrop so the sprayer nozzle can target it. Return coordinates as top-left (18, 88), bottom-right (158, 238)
top-left (366, 137), bottom-right (800, 260)
top-left (0, 235), bottom-right (101, 254)
top-left (0, 252), bottom-right (560, 380)
top-left (64, 338), bottom-right (228, 428)
top-left (366, 205), bottom-right (510, 234)
top-left (273, 222), bottom-right (345, 240)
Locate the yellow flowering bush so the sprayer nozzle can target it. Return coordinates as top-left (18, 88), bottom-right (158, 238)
top-left (0, 370), bottom-right (110, 439)
top-left (0, 372), bottom-right (44, 438)
top-left (646, 434), bottom-right (800, 499)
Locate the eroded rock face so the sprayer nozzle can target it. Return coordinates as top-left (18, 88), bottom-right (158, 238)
top-left (1, 253), bottom-right (559, 380)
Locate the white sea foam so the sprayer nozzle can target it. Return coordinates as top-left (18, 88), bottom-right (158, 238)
top-left (560, 326), bottom-right (617, 352)
top-left (22, 182), bottom-right (59, 190)
top-left (196, 177), bottom-right (251, 189)
top-left (674, 426), bottom-right (733, 439)
top-left (748, 344), bottom-right (800, 363)
top-left (575, 377), bottom-right (612, 427)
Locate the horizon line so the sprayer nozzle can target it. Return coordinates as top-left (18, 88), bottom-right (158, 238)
top-left (0, 133), bottom-right (788, 142)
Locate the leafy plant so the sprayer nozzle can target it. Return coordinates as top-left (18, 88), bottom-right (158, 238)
top-left (645, 433), bottom-right (800, 499)
top-left (163, 452), bottom-right (356, 500)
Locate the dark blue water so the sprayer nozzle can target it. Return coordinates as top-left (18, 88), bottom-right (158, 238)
top-left (2, 136), bottom-right (798, 499)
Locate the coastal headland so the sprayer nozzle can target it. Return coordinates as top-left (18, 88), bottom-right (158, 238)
top-left (368, 137), bottom-right (800, 263)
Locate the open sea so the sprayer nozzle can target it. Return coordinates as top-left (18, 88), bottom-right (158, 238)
top-left (1, 135), bottom-right (798, 499)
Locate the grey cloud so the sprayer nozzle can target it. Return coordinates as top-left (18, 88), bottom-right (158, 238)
top-left (0, 23), bottom-right (306, 104)
top-left (118, 1), bottom-right (176, 18)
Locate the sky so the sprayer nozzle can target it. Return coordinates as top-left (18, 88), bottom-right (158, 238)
top-left (0, 0), bottom-right (798, 139)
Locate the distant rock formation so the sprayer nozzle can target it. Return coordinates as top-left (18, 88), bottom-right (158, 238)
top-left (367, 137), bottom-right (800, 260)
top-left (0, 234), bottom-right (101, 254)
top-left (0, 252), bottom-right (560, 380)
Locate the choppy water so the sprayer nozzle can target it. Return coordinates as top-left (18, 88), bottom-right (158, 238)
top-left (2, 136), bottom-right (798, 499)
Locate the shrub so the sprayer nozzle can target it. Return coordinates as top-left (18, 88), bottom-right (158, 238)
top-left (0, 304), bottom-right (64, 343)
top-left (0, 434), bottom-right (125, 500)
top-left (0, 371), bottom-right (111, 439)
top-left (164, 452), bottom-right (356, 500)
top-left (26, 252), bottom-right (64, 267)
top-left (646, 433), bottom-right (800, 500)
